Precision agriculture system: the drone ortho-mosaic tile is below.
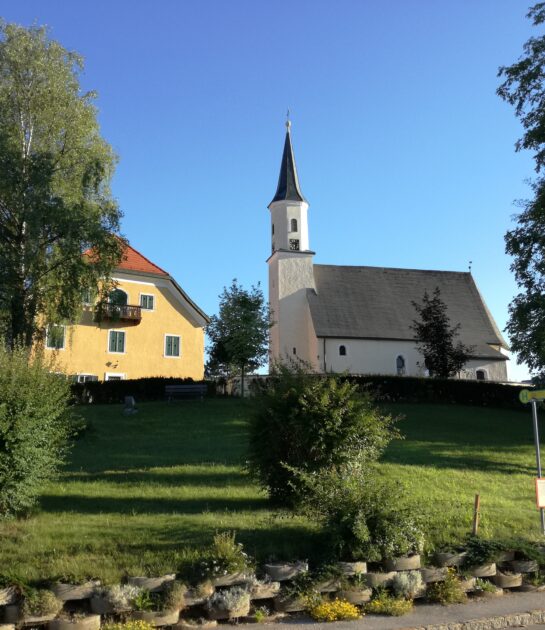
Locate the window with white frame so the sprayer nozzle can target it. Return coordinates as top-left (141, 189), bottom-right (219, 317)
top-left (140, 294), bottom-right (154, 310)
top-left (290, 218), bottom-right (298, 232)
top-left (108, 330), bottom-right (125, 353)
top-left (105, 373), bottom-right (125, 381)
top-left (165, 335), bottom-right (180, 357)
top-left (77, 374), bottom-right (98, 383)
top-left (46, 325), bottom-right (65, 350)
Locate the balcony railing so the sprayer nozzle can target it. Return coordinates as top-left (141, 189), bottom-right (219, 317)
top-left (94, 302), bottom-right (142, 323)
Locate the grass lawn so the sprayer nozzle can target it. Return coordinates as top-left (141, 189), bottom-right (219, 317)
top-left (0, 399), bottom-right (542, 583)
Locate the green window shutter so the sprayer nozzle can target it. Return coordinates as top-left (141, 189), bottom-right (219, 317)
top-left (109, 332), bottom-right (116, 352)
top-left (172, 336), bottom-right (179, 356)
top-left (166, 336), bottom-right (172, 356)
top-left (117, 332), bottom-right (125, 353)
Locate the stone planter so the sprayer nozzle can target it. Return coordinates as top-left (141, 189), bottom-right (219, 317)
top-left (264, 562), bottom-right (308, 582)
top-left (434, 551), bottom-right (467, 568)
top-left (21, 614), bottom-right (58, 626)
top-left (0, 587), bottom-right (17, 606)
top-left (460, 577), bottom-right (476, 592)
top-left (365, 572), bottom-right (396, 589)
top-left (184, 583), bottom-right (215, 607)
top-left (127, 575), bottom-right (176, 592)
top-left (211, 572), bottom-right (251, 587)
top-left (337, 588), bottom-right (372, 605)
top-left (173, 622), bottom-right (217, 630)
top-left (497, 551), bottom-right (515, 563)
top-left (207, 602), bottom-right (250, 620)
top-left (89, 597), bottom-right (128, 616)
top-left (130, 610), bottom-right (180, 627)
top-left (51, 582), bottom-right (99, 602)
top-left (420, 567), bottom-right (449, 583)
top-left (49, 615), bottom-right (101, 630)
top-left (510, 560), bottom-right (539, 573)
top-left (476, 585), bottom-right (503, 598)
top-left (2, 609), bottom-right (19, 626)
top-left (493, 571), bottom-right (523, 589)
top-left (336, 562), bottom-right (367, 576)
top-left (384, 555), bottom-right (421, 571)
top-left (315, 578), bottom-right (340, 593)
top-left (273, 595), bottom-right (307, 613)
top-left (0, 625), bottom-right (15, 630)
top-left (469, 562), bottom-right (496, 578)
top-left (250, 581), bottom-right (280, 600)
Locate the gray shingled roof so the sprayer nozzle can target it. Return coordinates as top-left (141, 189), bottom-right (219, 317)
top-left (269, 128), bottom-right (307, 206)
top-left (307, 265), bottom-right (508, 360)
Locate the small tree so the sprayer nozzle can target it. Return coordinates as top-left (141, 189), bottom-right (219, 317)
top-left (0, 344), bottom-right (77, 516)
top-left (411, 287), bottom-right (473, 378)
top-left (206, 280), bottom-right (271, 397)
top-left (0, 22), bottom-right (123, 348)
top-left (247, 362), bottom-right (399, 507)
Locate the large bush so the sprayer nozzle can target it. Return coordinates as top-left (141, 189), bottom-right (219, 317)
top-left (247, 363), bottom-right (399, 507)
top-left (0, 345), bottom-right (75, 516)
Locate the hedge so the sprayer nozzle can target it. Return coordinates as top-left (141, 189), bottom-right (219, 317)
top-left (71, 377), bottom-right (215, 404)
top-left (342, 374), bottom-right (527, 409)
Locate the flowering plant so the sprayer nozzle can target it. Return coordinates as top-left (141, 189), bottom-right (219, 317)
top-left (309, 598), bottom-right (361, 622)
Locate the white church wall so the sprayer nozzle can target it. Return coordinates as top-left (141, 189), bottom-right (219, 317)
top-left (318, 337), bottom-right (508, 381)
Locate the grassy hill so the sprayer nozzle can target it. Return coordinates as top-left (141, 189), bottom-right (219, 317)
top-left (0, 399), bottom-right (540, 583)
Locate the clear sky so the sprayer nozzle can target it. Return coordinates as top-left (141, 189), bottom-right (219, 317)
top-left (2, 1), bottom-right (539, 380)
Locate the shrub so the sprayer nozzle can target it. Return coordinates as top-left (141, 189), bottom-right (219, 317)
top-left (473, 578), bottom-right (497, 594)
top-left (160, 581), bottom-right (187, 612)
top-left (364, 589), bottom-right (413, 616)
top-left (392, 570), bottom-right (423, 599)
top-left (0, 345), bottom-right (76, 516)
top-left (462, 537), bottom-right (505, 568)
top-left (309, 598), bottom-right (361, 622)
top-left (247, 363), bottom-right (399, 507)
top-left (426, 569), bottom-right (467, 605)
top-left (22, 588), bottom-right (63, 618)
top-left (206, 586), bottom-right (250, 612)
top-left (95, 584), bottom-right (143, 610)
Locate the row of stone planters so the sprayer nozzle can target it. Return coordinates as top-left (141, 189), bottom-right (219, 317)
top-left (1, 552), bottom-right (543, 628)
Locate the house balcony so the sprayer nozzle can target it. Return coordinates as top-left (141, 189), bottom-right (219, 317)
top-left (94, 302), bottom-right (142, 324)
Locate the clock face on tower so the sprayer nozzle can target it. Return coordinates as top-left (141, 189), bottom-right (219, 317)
top-left (289, 239), bottom-right (300, 251)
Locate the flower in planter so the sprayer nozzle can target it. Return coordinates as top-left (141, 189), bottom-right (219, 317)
top-left (95, 584), bottom-right (143, 610)
top-left (309, 598), bottom-right (361, 622)
top-left (21, 588), bottom-right (63, 618)
top-left (205, 586), bottom-right (250, 613)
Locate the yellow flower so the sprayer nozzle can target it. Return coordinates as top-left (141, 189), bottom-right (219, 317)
top-left (309, 598), bottom-right (361, 622)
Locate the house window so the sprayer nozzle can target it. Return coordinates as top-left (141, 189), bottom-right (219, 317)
top-left (46, 325), bottom-right (65, 350)
top-left (289, 239), bottom-right (300, 251)
top-left (77, 374), bottom-right (98, 383)
top-left (140, 294), bottom-right (154, 310)
top-left (476, 369), bottom-right (487, 381)
top-left (109, 330), bottom-right (125, 353)
top-left (396, 355), bottom-right (406, 376)
top-left (105, 373), bottom-right (125, 381)
top-left (109, 288), bottom-right (128, 305)
top-left (339, 345), bottom-right (347, 356)
top-left (82, 288), bottom-right (94, 305)
top-left (165, 335), bottom-right (181, 357)
top-left (290, 218), bottom-right (298, 232)
top-left (293, 347), bottom-right (297, 355)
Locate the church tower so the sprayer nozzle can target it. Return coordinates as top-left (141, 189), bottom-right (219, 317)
top-left (267, 120), bottom-right (318, 368)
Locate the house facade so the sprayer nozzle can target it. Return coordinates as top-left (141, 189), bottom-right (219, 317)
top-left (267, 121), bottom-right (509, 381)
top-left (46, 243), bottom-right (209, 381)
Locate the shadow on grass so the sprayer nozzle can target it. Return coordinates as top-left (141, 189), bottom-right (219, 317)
top-left (41, 494), bottom-right (269, 515)
top-left (63, 469), bottom-right (253, 487)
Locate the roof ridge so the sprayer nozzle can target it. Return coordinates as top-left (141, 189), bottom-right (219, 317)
top-left (314, 263), bottom-right (471, 276)
top-left (118, 242), bottom-right (169, 276)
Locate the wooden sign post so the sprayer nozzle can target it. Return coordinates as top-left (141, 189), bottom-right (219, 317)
top-left (519, 389), bottom-right (545, 535)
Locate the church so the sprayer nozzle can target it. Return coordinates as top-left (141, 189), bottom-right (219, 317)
top-left (267, 122), bottom-right (509, 382)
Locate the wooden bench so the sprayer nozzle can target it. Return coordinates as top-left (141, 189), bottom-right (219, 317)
top-left (165, 383), bottom-right (207, 401)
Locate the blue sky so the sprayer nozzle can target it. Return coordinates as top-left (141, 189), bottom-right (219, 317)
top-left (2, 1), bottom-right (539, 380)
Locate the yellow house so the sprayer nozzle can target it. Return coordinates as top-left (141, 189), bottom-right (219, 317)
top-left (45, 243), bottom-right (209, 381)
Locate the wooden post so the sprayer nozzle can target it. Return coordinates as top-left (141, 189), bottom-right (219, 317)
top-left (472, 493), bottom-right (480, 536)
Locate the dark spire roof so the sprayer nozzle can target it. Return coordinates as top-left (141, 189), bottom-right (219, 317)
top-left (269, 121), bottom-right (307, 206)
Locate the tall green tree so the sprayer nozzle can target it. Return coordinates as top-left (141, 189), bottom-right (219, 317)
top-left (206, 280), bottom-right (271, 396)
top-left (0, 22), bottom-right (123, 348)
top-left (498, 4), bottom-right (545, 374)
top-left (411, 287), bottom-right (473, 378)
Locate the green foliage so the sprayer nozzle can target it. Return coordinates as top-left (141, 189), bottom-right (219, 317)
top-left (473, 577), bottom-right (496, 594)
top-left (0, 21), bottom-right (123, 348)
top-left (411, 288), bottom-right (473, 378)
top-left (160, 581), bottom-right (187, 612)
top-left (462, 537), bottom-right (505, 568)
top-left (131, 589), bottom-right (155, 612)
top-left (0, 344), bottom-right (76, 516)
top-left (426, 569), bottom-right (467, 605)
top-left (206, 280), bottom-right (271, 396)
top-left (309, 598), bottom-right (361, 622)
top-left (497, 4), bottom-right (545, 374)
top-left (21, 588), bottom-right (63, 618)
top-left (253, 606), bottom-right (269, 623)
top-left (364, 588), bottom-right (413, 616)
top-left (247, 363), bottom-right (399, 507)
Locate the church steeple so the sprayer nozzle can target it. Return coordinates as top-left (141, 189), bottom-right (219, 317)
top-left (269, 119), bottom-right (306, 207)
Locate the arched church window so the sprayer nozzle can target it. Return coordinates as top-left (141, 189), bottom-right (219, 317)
top-left (290, 218), bottom-right (298, 232)
top-left (396, 355), bottom-right (406, 376)
top-left (476, 369), bottom-right (487, 381)
top-left (339, 345), bottom-right (347, 356)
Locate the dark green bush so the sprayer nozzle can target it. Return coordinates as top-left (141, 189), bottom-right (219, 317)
top-left (247, 363), bottom-right (399, 507)
top-left (0, 345), bottom-right (76, 516)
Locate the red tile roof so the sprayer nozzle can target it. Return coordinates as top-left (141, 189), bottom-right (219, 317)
top-left (117, 243), bottom-right (169, 276)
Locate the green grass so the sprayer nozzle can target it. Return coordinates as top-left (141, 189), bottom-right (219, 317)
top-left (0, 399), bottom-right (542, 583)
